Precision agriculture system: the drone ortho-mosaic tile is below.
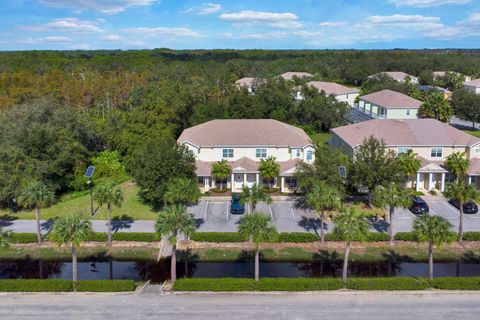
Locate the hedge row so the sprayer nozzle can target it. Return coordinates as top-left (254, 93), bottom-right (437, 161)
top-left (0, 279), bottom-right (136, 292)
top-left (277, 232), bottom-right (318, 243)
top-left (10, 233), bottom-right (38, 244)
top-left (87, 232), bottom-right (160, 242)
top-left (174, 277), bottom-right (480, 292)
top-left (190, 232), bottom-right (247, 242)
top-left (325, 232), bottom-right (390, 242)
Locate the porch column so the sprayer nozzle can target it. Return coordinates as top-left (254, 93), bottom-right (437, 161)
top-left (231, 173), bottom-right (235, 191)
top-left (416, 173), bottom-right (420, 192)
top-left (441, 173), bottom-right (445, 192)
top-left (469, 175), bottom-right (472, 185)
top-left (211, 176), bottom-right (215, 188)
top-left (243, 173), bottom-right (247, 187)
top-left (205, 177), bottom-right (210, 192)
top-left (281, 177), bottom-right (285, 193)
top-left (256, 173), bottom-right (259, 186)
top-left (429, 173), bottom-right (434, 191)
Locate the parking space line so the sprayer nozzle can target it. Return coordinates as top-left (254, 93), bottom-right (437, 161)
top-left (288, 202), bottom-right (296, 220)
top-left (268, 204), bottom-right (273, 219)
top-left (225, 201), bottom-right (229, 221)
top-left (204, 201), bottom-right (209, 221)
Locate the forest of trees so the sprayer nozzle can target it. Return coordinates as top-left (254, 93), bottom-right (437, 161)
top-left (1, 49), bottom-right (480, 208)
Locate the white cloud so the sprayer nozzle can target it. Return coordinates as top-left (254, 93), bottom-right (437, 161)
top-left (18, 36), bottom-right (72, 44)
top-left (318, 21), bottom-right (347, 27)
top-left (293, 31), bottom-right (324, 37)
top-left (364, 14), bottom-right (443, 30)
top-left (124, 27), bottom-right (201, 38)
top-left (423, 12), bottom-right (480, 39)
top-left (101, 34), bottom-right (122, 41)
top-left (391, 0), bottom-right (470, 7)
top-left (183, 3), bottom-right (222, 15)
top-left (19, 17), bottom-right (104, 33)
top-left (238, 32), bottom-right (288, 40)
top-left (39, 0), bottom-right (157, 14)
top-left (219, 10), bottom-right (302, 29)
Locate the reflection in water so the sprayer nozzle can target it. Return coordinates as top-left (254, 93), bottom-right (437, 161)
top-left (1, 259), bottom-right (480, 283)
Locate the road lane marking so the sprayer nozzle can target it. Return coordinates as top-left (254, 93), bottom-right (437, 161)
top-left (288, 202), bottom-right (296, 220)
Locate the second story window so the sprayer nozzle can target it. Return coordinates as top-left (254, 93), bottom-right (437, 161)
top-left (397, 147), bottom-right (411, 155)
top-left (256, 148), bottom-right (267, 159)
top-left (430, 147), bottom-right (442, 158)
top-left (406, 109), bottom-right (410, 116)
top-left (306, 150), bottom-right (313, 161)
top-left (222, 148), bottom-right (234, 158)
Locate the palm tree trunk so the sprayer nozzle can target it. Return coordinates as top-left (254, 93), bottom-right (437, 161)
top-left (459, 203), bottom-right (464, 242)
top-left (389, 205), bottom-right (395, 245)
top-left (35, 206), bottom-right (41, 244)
top-left (342, 241), bottom-right (351, 284)
top-left (255, 246), bottom-right (260, 281)
top-left (320, 210), bottom-right (325, 243)
top-left (171, 244), bottom-right (177, 285)
top-left (72, 245), bottom-right (78, 283)
top-left (428, 242), bottom-right (434, 280)
top-left (107, 204), bottom-right (112, 245)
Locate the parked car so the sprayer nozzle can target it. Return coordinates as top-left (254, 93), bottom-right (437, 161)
top-left (449, 199), bottom-right (479, 214)
top-left (230, 193), bottom-right (245, 214)
top-left (409, 196), bottom-right (429, 215)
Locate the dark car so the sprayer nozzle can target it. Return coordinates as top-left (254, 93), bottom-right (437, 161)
top-left (409, 196), bottom-right (429, 215)
top-left (230, 193), bottom-right (245, 214)
top-left (449, 199), bottom-right (479, 214)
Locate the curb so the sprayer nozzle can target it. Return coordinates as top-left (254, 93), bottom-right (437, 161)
top-left (172, 289), bottom-right (480, 295)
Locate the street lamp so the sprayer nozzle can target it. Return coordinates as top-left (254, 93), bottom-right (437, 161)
top-left (85, 166), bottom-right (95, 216)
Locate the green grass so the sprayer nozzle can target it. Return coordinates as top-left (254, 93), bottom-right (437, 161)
top-left (464, 130), bottom-right (480, 137)
top-left (309, 133), bottom-right (332, 145)
top-left (1, 181), bottom-right (158, 220)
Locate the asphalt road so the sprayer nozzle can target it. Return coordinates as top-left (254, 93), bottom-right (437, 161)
top-left (0, 292), bottom-right (479, 320)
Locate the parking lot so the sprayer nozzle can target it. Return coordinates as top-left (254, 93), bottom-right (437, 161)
top-left (187, 198), bottom-right (480, 234)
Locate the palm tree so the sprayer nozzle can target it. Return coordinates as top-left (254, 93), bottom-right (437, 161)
top-left (307, 182), bottom-right (340, 243)
top-left (238, 212), bottom-right (278, 281)
top-left (445, 152), bottom-right (470, 182)
top-left (164, 178), bottom-right (201, 206)
top-left (444, 181), bottom-right (480, 241)
top-left (239, 183), bottom-right (272, 213)
top-left (155, 205), bottom-right (196, 285)
top-left (373, 182), bottom-right (412, 244)
top-left (413, 214), bottom-right (455, 280)
top-left (396, 149), bottom-right (421, 189)
top-left (0, 227), bottom-right (11, 250)
top-left (211, 160), bottom-right (232, 190)
top-left (258, 156), bottom-right (280, 190)
top-left (18, 181), bottom-right (55, 244)
top-left (94, 182), bottom-right (124, 245)
top-left (50, 213), bottom-right (92, 283)
top-left (332, 207), bottom-right (370, 284)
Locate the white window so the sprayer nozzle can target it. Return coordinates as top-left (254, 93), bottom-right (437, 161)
top-left (475, 146), bottom-right (480, 154)
top-left (306, 150), bottom-right (313, 161)
top-left (293, 149), bottom-right (301, 158)
top-left (256, 148), bottom-right (267, 159)
top-left (430, 147), bottom-right (442, 158)
top-left (397, 147), bottom-right (411, 155)
top-left (222, 148), bottom-right (234, 158)
top-left (406, 109), bottom-right (410, 116)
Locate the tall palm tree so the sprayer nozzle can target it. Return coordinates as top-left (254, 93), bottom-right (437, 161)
top-left (239, 183), bottom-right (272, 213)
top-left (211, 160), bottom-right (232, 190)
top-left (413, 214), bottom-right (455, 280)
top-left (50, 213), bottom-right (92, 283)
top-left (0, 227), bottom-right (11, 250)
top-left (164, 178), bottom-right (201, 206)
top-left (94, 182), bottom-right (124, 245)
top-left (258, 156), bottom-right (280, 190)
top-left (444, 181), bottom-right (480, 241)
top-left (307, 182), bottom-right (340, 243)
top-left (445, 152), bottom-right (470, 183)
top-left (373, 182), bottom-right (412, 244)
top-left (332, 207), bottom-right (370, 284)
top-left (396, 149), bottom-right (421, 189)
top-left (238, 212), bottom-right (278, 281)
top-left (155, 205), bottom-right (196, 285)
top-left (18, 181), bottom-right (55, 244)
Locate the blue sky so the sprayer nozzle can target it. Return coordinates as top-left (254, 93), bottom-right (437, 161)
top-left (0, 0), bottom-right (479, 50)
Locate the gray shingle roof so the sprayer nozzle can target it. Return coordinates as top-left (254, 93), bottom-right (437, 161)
top-left (360, 89), bottom-right (422, 109)
top-left (307, 81), bottom-right (360, 95)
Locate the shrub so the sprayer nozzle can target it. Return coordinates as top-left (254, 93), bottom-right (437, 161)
top-left (394, 232), bottom-right (416, 241)
top-left (429, 190), bottom-right (437, 196)
top-left (75, 280), bottom-right (137, 292)
top-left (174, 278), bottom-right (255, 291)
top-left (87, 232), bottom-right (160, 242)
top-left (278, 232), bottom-right (318, 243)
top-left (256, 278), bottom-right (342, 291)
top-left (325, 232), bottom-right (390, 242)
top-left (209, 188), bottom-right (230, 194)
top-left (10, 233), bottom-right (37, 243)
top-left (347, 277), bottom-right (430, 290)
top-left (191, 232), bottom-right (247, 242)
top-left (0, 279), bottom-right (72, 292)
top-left (263, 188), bottom-right (280, 194)
top-left (431, 277), bottom-right (480, 290)
top-left (463, 232), bottom-right (480, 241)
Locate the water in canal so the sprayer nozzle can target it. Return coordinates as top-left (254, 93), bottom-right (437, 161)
top-left (1, 259), bottom-right (480, 282)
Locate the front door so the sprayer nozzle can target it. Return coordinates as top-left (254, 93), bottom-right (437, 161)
top-left (235, 174), bottom-right (243, 189)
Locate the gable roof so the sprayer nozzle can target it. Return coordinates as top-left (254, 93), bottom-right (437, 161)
top-left (464, 78), bottom-right (480, 88)
top-left (306, 81), bottom-right (360, 95)
top-left (376, 71), bottom-right (417, 81)
top-left (235, 77), bottom-right (256, 87)
top-left (360, 89), bottom-right (422, 109)
top-left (178, 119), bottom-right (312, 148)
top-left (279, 72), bottom-right (313, 80)
top-left (331, 118), bottom-right (480, 148)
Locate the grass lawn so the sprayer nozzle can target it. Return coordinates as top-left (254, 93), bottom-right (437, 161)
top-left (0, 181), bottom-right (158, 221)
top-left (309, 132), bottom-right (332, 145)
top-left (464, 130), bottom-right (480, 137)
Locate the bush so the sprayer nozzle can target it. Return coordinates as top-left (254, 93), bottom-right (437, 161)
top-left (263, 188), bottom-right (280, 194)
top-left (0, 279), bottom-right (72, 292)
top-left (325, 232), bottom-right (390, 242)
top-left (394, 232), bottom-right (416, 241)
top-left (347, 277), bottom-right (430, 290)
top-left (431, 277), bottom-right (480, 290)
top-left (429, 190), bottom-right (437, 196)
top-left (191, 232), bottom-right (247, 242)
top-left (75, 280), bottom-right (137, 292)
top-left (209, 188), bottom-right (230, 194)
top-left (278, 232), bottom-right (318, 243)
top-left (87, 232), bottom-right (159, 242)
top-left (256, 278), bottom-right (342, 291)
top-left (174, 278), bottom-right (255, 291)
top-left (463, 232), bottom-right (480, 241)
top-left (10, 233), bottom-right (37, 243)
